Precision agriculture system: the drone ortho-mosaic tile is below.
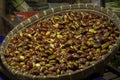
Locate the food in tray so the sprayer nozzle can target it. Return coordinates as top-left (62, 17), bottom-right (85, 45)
top-left (5, 11), bottom-right (120, 76)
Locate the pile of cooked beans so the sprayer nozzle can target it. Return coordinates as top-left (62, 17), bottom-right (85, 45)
top-left (5, 11), bottom-right (119, 76)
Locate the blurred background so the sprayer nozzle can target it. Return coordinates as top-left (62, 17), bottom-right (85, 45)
top-left (0, 0), bottom-right (120, 80)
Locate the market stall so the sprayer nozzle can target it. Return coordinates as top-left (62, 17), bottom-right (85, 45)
top-left (0, 0), bottom-right (120, 80)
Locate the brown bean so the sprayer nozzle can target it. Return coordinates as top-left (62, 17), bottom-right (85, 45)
top-left (5, 11), bottom-right (119, 76)
top-left (79, 58), bottom-right (87, 64)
